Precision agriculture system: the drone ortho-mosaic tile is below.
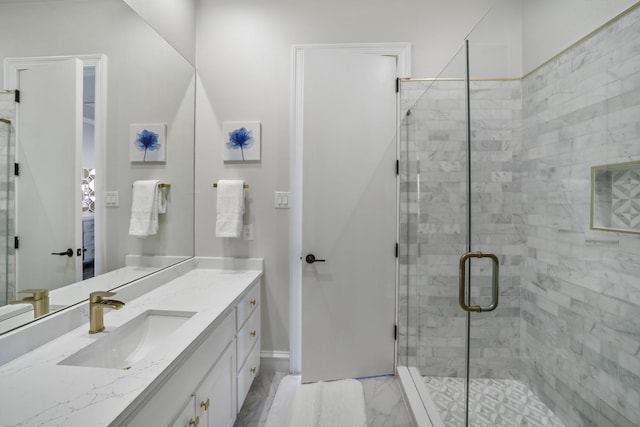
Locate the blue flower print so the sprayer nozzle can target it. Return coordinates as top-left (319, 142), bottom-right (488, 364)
top-left (227, 127), bottom-right (254, 161)
top-left (135, 129), bottom-right (160, 161)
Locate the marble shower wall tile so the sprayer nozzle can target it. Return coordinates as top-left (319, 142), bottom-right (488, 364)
top-left (521, 6), bottom-right (640, 427)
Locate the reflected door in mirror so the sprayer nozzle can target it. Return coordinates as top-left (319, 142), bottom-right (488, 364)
top-left (16, 59), bottom-right (83, 292)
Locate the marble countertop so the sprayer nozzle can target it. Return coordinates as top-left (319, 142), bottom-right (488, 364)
top-left (0, 265), bottom-right (262, 427)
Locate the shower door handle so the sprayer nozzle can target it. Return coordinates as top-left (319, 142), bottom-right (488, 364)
top-left (458, 251), bottom-right (499, 313)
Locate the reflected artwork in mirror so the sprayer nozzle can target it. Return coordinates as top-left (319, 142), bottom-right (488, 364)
top-left (0, 0), bottom-right (195, 335)
top-left (591, 160), bottom-right (640, 235)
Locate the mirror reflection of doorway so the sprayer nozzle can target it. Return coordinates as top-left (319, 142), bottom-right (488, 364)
top-left (5, 54), bottom-right (106, 295)
top-left (82, 66), bottom-right (96, 280)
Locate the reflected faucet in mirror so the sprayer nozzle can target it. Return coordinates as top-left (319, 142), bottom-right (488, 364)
top-left (9, 289), bottom-right (50, 318)
top-left (89, 291), bottom-right (125, 334)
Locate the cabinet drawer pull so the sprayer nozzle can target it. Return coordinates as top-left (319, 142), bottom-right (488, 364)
top-left (250, 367), bottom-right (257, 375)
top-left (200, 398), bottom-right (210, 411)
top-left (250, 299), bottom-right (257, 306)
top-left (189, 416), bottom-right (200, 427)
top-left (250, 330), bottom-right (256, 337)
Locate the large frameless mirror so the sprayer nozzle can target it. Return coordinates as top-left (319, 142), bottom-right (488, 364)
top-left (0, 0), bottom-right (195, 335)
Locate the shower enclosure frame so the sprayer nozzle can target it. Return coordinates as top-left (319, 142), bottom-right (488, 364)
top-left (397, 37), bottom-right (523, 427)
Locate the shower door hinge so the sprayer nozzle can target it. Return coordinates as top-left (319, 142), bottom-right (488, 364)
top-left (14, 90), bottom-right (20, 103)
top-left (14, 236), bottom-right (19, 250)
top-left (14, 163), bottom-right (19, 176)
top-left (395, 77), bottom-right (399, 93)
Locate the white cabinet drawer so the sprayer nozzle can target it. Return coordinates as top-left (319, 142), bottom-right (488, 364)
top-left (237, 341), bottom-right (260, 411)
top-left (236, 283), bottom-right (259, 330)
top-left (237, 304), bottom-right (260, 369)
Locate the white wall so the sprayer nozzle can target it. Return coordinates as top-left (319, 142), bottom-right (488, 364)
top-left (124, 0), bottom-right (196, 64)
top-left (194, 0), bottom-right (506, 356)
top-left (522, 0), bottom-right (638, 74)
top-left (467, 0), bottom-right (523, 78)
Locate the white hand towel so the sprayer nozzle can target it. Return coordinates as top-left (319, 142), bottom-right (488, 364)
top-left (215, 180), bottom-right (245, 238)
top-left (129, 180), bottom-right (165, 238)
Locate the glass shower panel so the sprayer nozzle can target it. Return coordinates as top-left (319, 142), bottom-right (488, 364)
top-left (413, 50), bottom-right (468, 379)
top-left (398, 44), bottom-right (472, 424)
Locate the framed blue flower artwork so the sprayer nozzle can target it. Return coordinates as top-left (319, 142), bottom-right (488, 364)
top-left (130, 123), bottom-right (166, 162)
top-left (223, 121), bottom-right (261, 161)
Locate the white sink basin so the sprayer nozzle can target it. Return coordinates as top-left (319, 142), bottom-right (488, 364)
top-left (59, 310), bottom-right (195, 369)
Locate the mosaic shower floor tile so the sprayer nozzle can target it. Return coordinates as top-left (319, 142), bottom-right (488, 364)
top-left (423, 376), bottom-right (566, 427)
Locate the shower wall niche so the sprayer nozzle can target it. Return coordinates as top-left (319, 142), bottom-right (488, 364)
top-left (591, 161), bottom-right (640, 234)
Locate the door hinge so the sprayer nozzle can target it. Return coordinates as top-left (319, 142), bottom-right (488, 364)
top-left (14, 90), bottom-right (20, 103)
top-left (14, 163), bottom-right (19, 176)
top-left (395, 243), bottom-right (398, 258)
top-left (395, 77), bottom-right (399, 93)
top-left (14, 236), bottom-right (19, 249)
top-left (396, 159), bottom-right (399, 175)
top-left (394, 324), bottom-right (398, 341)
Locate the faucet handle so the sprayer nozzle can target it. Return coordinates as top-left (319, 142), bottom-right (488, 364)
top-left (18, 289), bottom-right (49, 299)
top-left (90, 291), bottom-right (116, 303)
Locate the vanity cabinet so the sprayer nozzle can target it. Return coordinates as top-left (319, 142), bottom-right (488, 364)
top-left (236, 283), bottom-right (261, 410)
top-left (171, 342), bottom-right (237, 427)
top-left (123, 279), bottom-right (261, 427)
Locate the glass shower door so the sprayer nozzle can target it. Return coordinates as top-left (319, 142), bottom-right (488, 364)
top-left (400, 37), bottom-right (521, 427)
top-left (463, 6), bottom-right (526, 420)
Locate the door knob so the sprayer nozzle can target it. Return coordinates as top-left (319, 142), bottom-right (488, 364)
top-left (305, 254), bottom-right (326, 264)
top-left (51, 248), bottom-right (73, 257)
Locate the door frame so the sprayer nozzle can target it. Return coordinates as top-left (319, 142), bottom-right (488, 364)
top-left (289, 42), bottom-right (411, 375)
top-left (4, 54), bottom-right (108, 280)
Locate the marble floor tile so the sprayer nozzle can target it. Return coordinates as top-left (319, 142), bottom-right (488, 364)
top-left (234, 372), bottom-right (413, 427)
top-left (235, 370), bottom-right (287, 427)
top-left (361, 375), bottom-right (414, 427)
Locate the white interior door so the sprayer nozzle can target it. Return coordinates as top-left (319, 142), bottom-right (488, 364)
top-left (16, 59), bottom-right (83, 292)
top-left (301, 49), bottom-right (398, 383)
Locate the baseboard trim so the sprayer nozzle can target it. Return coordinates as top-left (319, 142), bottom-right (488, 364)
top-left (261, 351), bottom-right (290, 374)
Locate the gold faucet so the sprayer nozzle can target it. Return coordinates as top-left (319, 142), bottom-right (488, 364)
top-left (10, 289), bottom-right (50, 318)
top-left (89, 291), bottom-right (125, 334)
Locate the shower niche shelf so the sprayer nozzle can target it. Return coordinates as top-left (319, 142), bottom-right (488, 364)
top-left (591, 160), bottom-right (640, 235)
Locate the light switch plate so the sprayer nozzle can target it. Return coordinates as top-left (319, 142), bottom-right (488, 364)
top-left (105, 191), bottom-right (119, 207)
top-left (274, 191), bottom-right (290, 209)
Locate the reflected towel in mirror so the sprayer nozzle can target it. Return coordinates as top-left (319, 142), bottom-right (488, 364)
top-left (129, 180), bottom-right (166, 237)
